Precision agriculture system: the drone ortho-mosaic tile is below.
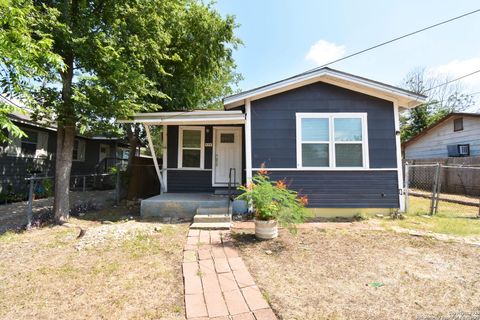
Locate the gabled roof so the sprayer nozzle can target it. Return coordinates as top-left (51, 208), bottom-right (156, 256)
top-left (224, 67), bottom-right (427, 109)
top-left (403, 112), bottom-right (480, 147)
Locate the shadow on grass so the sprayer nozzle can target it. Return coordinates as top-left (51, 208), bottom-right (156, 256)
top-left (0, 203), bottom-right (191, 236)
top-left (230, 231), bottom-right (288, 254)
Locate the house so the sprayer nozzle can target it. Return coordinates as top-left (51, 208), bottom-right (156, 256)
top-left (404, 112), bottom-right (480, 160)
top-left (0, 110), bottom-right (131, 194)
top-left (122, 67), bottom-right (426, 218)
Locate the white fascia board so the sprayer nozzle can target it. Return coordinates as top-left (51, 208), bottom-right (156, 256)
top-left (133, 110), bottom-right (243, 118)
top-left (119, 113), bottom-right (245, 125)
top-left (224, 69), bottom-right (426, 109)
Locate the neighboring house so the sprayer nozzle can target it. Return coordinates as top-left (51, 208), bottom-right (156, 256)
top-left (123, 67), bottom-right (425, 216)
top-left (0, 110), bottom-right (131, 193)
top-left (404, 113), bottom-right (480, 160)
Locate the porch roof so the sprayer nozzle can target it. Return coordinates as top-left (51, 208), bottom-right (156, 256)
top-left (119, 110), bottom-right (245, 125)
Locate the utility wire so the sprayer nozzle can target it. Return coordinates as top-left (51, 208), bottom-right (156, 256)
top-left (425, 69), bottom-right (480, 92)
top-left (300, 8), bottom-right (480, 75)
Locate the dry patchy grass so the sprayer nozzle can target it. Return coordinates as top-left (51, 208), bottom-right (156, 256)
top-left (387, 196), bottom-right (480, 236)
top-left (234, 228), bottom-right (480, 320)
top-left (0, 207), bottom-right (188, 320)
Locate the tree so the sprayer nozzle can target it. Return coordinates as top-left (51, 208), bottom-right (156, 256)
top-left (121, 2), bottom-right (241, 183)
top-left (0, 0), bottom-right (60, 142)
top-left (25, 0), bottom-right (239, 222)
top-left (400, 67), bottom-right (474, 142)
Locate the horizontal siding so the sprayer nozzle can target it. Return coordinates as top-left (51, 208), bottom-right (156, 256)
top-left (166, 125), bottom-right (246, 190)
top-left (0, 123), bottom-right (118, 193)
top-left (251, 81), bottom-right (397, 169)
top-left (405, 116), bottom-right (480, 159)
top-left (257, 170), bottom-right (399, 208)
top-left (167, 170), bottom-right (214, 193)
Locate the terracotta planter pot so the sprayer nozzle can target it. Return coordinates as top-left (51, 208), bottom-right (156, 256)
top-left (255, 219), bottom-right (278, 240)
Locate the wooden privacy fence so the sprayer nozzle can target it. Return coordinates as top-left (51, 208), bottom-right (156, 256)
top-left (126, 156), bottom-right (162, 201)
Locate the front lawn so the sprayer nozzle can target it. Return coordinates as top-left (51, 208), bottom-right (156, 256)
top-left (0, 206), bottom-right (188, 320)
top-left (233, 228), bottom-right (480, 320)
top-left (387, 196), bottom-right (480, 236)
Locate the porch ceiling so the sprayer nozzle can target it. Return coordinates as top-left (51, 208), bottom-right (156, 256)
top-left (119, 110), bottom-right (245, 125)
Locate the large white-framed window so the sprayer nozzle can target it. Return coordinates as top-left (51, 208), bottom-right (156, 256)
top-left (296, 113), bottom-right (369, 169)
top-left (178, 126), bottom-right (205, 169)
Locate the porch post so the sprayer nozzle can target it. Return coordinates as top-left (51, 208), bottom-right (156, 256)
top-left (144, 123), bottom-right (165, 194)
top-left (245, 99), bottom-right (253, 183)
top-left (162, 125), bottom-right (168, 192)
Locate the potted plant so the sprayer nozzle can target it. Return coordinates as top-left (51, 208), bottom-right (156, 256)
top-left (236, 167), bottom-right (310, 239)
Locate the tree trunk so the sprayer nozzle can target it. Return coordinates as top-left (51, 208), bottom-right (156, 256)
top-left (53, 124), bottom-right (75, 222)
top-left (124, 124), bottom-right (139, 200)
top-left (53, 55), bottom-right (75, 222)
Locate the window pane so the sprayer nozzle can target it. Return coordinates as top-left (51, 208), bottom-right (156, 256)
top-left (334, 118), bottom-right (362, 141)
top-left (220, 133), bottom-right (234, 143)
top-left (21, 130), bottom-right (37, 143)
top-left (454, 118), bottom-right (463, 131)
top-left (301, 118), bottom-right (329, 141)
top-left (335, 144), bottom-right (362, 167)
top-left (302, 143), bottom-right (329, 167)
top-left (182, 149), bottom-right (201, 167)
top-left (73, 140), bottom-right (79, 159)
top-left (21, 143), bottom-right (36, 156)
top-left (183, 130), bottom-right (201, 148)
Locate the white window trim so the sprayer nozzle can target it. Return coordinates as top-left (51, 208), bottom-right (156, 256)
top-left (178, 126), bottom-right (205, 169)
top-left (296, 112), bottom-right (369, 170)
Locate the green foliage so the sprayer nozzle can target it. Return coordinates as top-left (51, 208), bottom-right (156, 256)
top-left (400, 67), bottom-right (475, 142)
top-left (236, 171), bottom-right (310, 232)
top-left (0, 0), bottom-right (61, 142)
top-left (27, 0), bottom-right (241, 133)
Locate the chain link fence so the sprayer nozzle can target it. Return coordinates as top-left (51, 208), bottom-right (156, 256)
top-left (405, 162), bottom-right (480, 217)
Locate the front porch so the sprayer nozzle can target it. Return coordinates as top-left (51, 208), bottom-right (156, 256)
top-left (141, 193), bottom-right (230, 219)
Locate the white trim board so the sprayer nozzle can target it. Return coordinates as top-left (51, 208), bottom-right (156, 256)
top-left (251, 168), bottom-right (397, 171)
top-left (212, 126), bottom-right (242, 187)
top-left (224, 68), bottom-right (426, 109)
top-left (393, 101), bottom-right (405, 212)
top-left (245, 99), bottom-right (253, 183)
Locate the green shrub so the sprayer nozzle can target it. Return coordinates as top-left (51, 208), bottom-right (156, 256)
top-left (236, 168), bottom-right (310, 232)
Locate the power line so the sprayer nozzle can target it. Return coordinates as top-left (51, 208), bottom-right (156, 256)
top-left (301, 8), bottom-right (480, 75)
top-left (425, 69), bottom-right (480, 92)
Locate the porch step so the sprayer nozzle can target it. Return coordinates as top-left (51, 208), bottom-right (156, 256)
top-left (193, 213), bottom-right (231, 223)
top-left (196, 207), bottom-right (228, 215)
top-left (190, 222), bottom-right (231, 230)
top-left (214, 188), bottom-right (242, 196)
top-left (191, 206), bottom-right (231, 229)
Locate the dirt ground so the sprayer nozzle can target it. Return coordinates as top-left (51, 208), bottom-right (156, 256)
top-left (0, 190), bottom-right (116, 233)
top-left (233, 228), bottom-right (480, 320)
top-left (0, 206), bottom-right (188, 320)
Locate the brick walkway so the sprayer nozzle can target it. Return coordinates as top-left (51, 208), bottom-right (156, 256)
top-left (183, 229), bottom-right (277, 320)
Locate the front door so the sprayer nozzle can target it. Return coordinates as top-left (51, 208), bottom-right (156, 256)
top-left (213, 127), bottom-right (242, 186)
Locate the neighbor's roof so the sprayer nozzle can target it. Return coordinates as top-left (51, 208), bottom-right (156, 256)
top-left (224, 67), bottom-right (427, 109)
top-left (8, 109), bottom-right (123, 141)
top-left (403, 112), bottom-right (480, 147)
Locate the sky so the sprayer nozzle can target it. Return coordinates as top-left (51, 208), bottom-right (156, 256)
top-left (214, 1), bottom-right (480, 110)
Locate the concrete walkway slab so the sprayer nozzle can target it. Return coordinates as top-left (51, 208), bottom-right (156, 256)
top-left (183, 229), bottom-right (277, 320)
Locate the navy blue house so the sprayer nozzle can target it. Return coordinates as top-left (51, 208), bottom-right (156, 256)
top-left (124, 68), bottom-right (426, 217)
